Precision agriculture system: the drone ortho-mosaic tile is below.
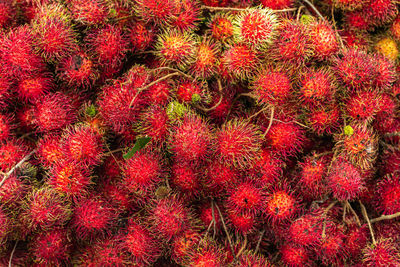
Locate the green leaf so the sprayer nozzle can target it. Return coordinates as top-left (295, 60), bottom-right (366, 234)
top-left (123, 137), bottom-right (152, 160)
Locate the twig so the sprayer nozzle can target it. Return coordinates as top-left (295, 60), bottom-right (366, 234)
top-left (104, 144), bottom-right (123, 171)
top-left (297, 6), bottom-right (305, 21)
top-left (9, 241), bottom-right (18, 267)
top-left (255, 229), bottom-right (265, 254)
top-left (211, 200), bottom-right (216, 239)
top-left (0, 150), bottom-right (36, 189)
top-left (342, 202), bottom-right (347, 223)
top-left (302, 0), bottom-right (326, 21)
top-left (246, 105), bottom-right (269, 121)
top-left (346, 201), bottom-right (361, 227)
top-left (272, 118), bottom-right (310, 129)
top-left (359, 201), bottom-right (376, 245)
top-left (151, 67), bottom-right (193, 80)
top-left (262, 106), bottom-right (274, 138)
top-left (128, 72), bottom-right (180, 108)
top-left (214, 202), bottom-right (235, 259)
top-left (114, 14), bottom-right (135, 22)
top-left (321, 200), bottom-right (338, 238)
top-left (196, 94), bottom-right (223, 112)
top-left (330, 5), bottom-right (345, 49)
top-left (103, 148), bottom-right (124, 156)
top-left (201, 5), bottom-right (297, 12)
top-left (236, 235), bottom-right (247, 258)
top-left (371, 211), bottom-right (400, 223)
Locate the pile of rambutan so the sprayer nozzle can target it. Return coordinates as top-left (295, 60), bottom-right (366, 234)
top-left (1, 0), bottom-right (400, 266)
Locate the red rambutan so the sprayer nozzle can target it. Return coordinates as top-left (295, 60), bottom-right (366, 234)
top-left (189, 38), bottom-right (219, 79)
top-left (364, 0), bottom-right (398, 27)
top-left (236, 251), bottom-right (272, 266)
top-left (344, 10), bottom-right (371, 31)
top-left (17, 73), bottom-right (53, 102)
top-left (371, 54), bottom-right (396, 90)
top-left (202, 160), bottom-right (239, 195)
top-left (0, 0), bottom-right (16, 29)
top-left (264, 185), bottom-right (298, 223)
top-left (288, 210), bottom-right (324, 247)
top-left (226, 180), bottom-right (264, 215)
top-left (362, 239), bottom-right (400, 266)
top-left (222, 43), bottom-right (260, 80)
top-left (315, 223), bottom-right (346, 265)
top-left (136, 105), bottom-right (169, 143)
top-left (377, 174), bottom-right (400, 215)
top-left (226, 209), bottom-right (258, 235)
top-left (280, 243), bottom-right (311, 267)
top-left (299, 67), bottom-right (335, 106)
top-left (345, 91), bottom-right (381, 122)
top-left (128, 21), bottom-right (156, 52)
top-left (145, 79), bottom-right (171, 106)
top-left (0, 174), bottom-right (30, 207)
top-left (169, 0), bottom-right (201, 31)
top-left (310, 21), bottom-right (338, 59)
top-left (171, 160), bottom-right (202, 197)
top-left (250, 149), bottom-right (284, 186)
top-left (0, 113), bottom-right (14, 141)
top-left (171, 229), bottom-right (201, 265)
top-left (345, 225), bottom-right (369, 260)
top-left (298, 155), bottom-right (329, 199)
top-left (0, 207), bottom-right (12, 249)
top-left (176, 79), bottom-right (205, 104)
top-left (134, 0), bottom-right (175, 26)
top-left (0, 138), bottom-right (30, 172)
top-left (68, 0), bottom-right (109, 26)
top-left (306, 103), bottom-right (341, 135)
top-left (189, 244), bottom-right (226, 267)
top-left (333, 0), bottom-right (367, 10)
top-left (261, 0), bottom-right (294, 9)
top-left (36, 134), bottom-right (64, 168)
top-left (208, 13), bottom-right (235, 43)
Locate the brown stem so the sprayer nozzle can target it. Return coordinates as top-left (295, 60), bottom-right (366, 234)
top-left (214, 202), bottom-right (235, 259)
top-left (0, 150), bottom-right (36, 189)
top-left (262, 106), bottom-right (275, 138)
top-left (236, 235), bottom-right (247, 258)
top-left (321, 200), bottom-right (338, 238)
top-left (246, 105), bottom-right (269, 121)
top-left (103, 148), bottom-right (124, 156)
top-left (371, 211), bottom-right (400, 223)
top-left (114, 14), bottom-right (135, 22)
top-left (346, 201), bottom-right (361, 227)
top-left (359, 201), bottom-right (376, 245)
top-left (297, 6), bottom-right (305, 21)
top-left (9, 241), bottom-right (18, 267)
top-left (255, 229), bottom-right (265, 254)
top-left (104, 144), bottom-right (123, 171)
top-left (151, 67), bottom-right (193, 80)
top-left (330, 5), bottom-right (345, 50)
top-left (272, 118), bottom-right (310, 129)
top-left (196, 94), bottom-right (223, 112)
top-left (302, 0), bottom-right (326, 21)
top-left (342, 202), bottom-right (347, 223)
top-left (201, 5), bottom-right (297, 12)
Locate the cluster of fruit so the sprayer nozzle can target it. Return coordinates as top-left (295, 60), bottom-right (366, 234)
top-left (0, 0), bottom-right (400, 266)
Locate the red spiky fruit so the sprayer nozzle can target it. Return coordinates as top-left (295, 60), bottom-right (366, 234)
top-left (326, 158), bottom-right (364, 201)
top-left (203, 160), bottom-right (239, 195)
top-left (341, 30), bottom-right (371, 50)
top-left (86, 25), bottom-right (129, 67)
top-left (49, 160), bottom-right (91, 200)
top-left (189, 39), bottom-right (219, 79)
top-left (68, 0), bottom-right (108, 26)
top-left (371, 54), bottom-right (396, 90)
top-left (198, 202), bottom-right (221, 230)
top-left (149, 196), bottom-right (191, 241)
top-left (265, 121), bottom-right (306, 157)
top-left (21, 187), bottom-right (71, 232)
top-left (208, 13), bottom-right (234, 43)
top-left (0, 113), bottom-right (14, 141)
top-left (251, 68), bottom-right (292, 106)
top-left (222, 43), bottom-right (260, 79)
top-left (17, 74), bottom-right (53, 102)
top-left (122, 219), bottom-right (161, 265)
top-left (0, 174), bottom-right (29, 207)
top-left (135, 0), bottom-right (175, 26)
top-left (306, 103), bottom-right (341, 135)
top-left (128, 21), bottom-right (156, 52)
top-left (62, 124), bottom-right (104, 167)
top-left (363, 239), bottom-right (400, 266)
top-left (288, 210), bottom-right (324, 247)
top-left (310, 21), bottom-right (338, 59)
top-left (0, 73), bottom-right (12, 109)
top-left (345, 225), bottom-right (369, 259)
top-left (261, 0), bottom-right (294, 9)
top-left (0, 138), bottom-right (29, 172)
top-left (298, 155), bottom-right (329, 199)
top-left (333, 0), bottom-right (367, 10)
top-left (226, 180), bottom-right (264, 215)
top-left (57, 51), bottom-right (99, 88)
top-left (264, 185), bottom-right (298, 223)
top-left (169, 0), bottom-right (201, 31)
top-left (31, 16), bottom-right (78, 62)
top-left (233, 8), bottom-right (278, 49)
top-left (377, 174), bottom-right (400, 215)
top-left (0, 0), bottom-right (16, 28)
top-left (0, 207), bottom-right (12, 249)
top-left (316, 224), bottom-right (346, 265)
top-left (236, 251), bottom-right (272, 267)
top-left (30, 229), bottom-right (71, 265)
top-left (345, 11), bottom-right (371, 31)
top-left (189, 244), bottom-right (226, 267)
top-left (272, 21), bottom-right (313, 64)
top-left (72, 197), bottom-right (117, 240)
top-left (169, 114), bottom-right (213, 162)
top-left (171, 160), bottom-right (201, 197)
top-left (364, 0), bottom-right (398, 27)
top-left (250, 149), bottom-right (284, 186)
top-left (155, 30), bottom-right (196, 69)
top-left (345, 91), bottom-right (381, 122)
top-left (380, 148), bottom-right (400, 176)
top-left (171, 230), bottom-right (201, 265)
top-left (36, 134), bottom-right (64, 168)
top-left (280, 243), bottom-right (311, 267)
top-left (122, 150), bottom-right (162, 195)
top-left (145, 80), bottom-right (171, 105)
top-left (34, 92), bottom-right (77, 132)
top-left (216, 119), bottom-right (262, 168)
top-left (299, 68), bottom-right (335, 106)
top-left (0, 26), bottom-right (45, 79)
top-left (227, 209), bottom-right (257, 234)
top-left (176, 80), bottom-right (204, 103)
top-left (136, 105), bottom-right (169, 143)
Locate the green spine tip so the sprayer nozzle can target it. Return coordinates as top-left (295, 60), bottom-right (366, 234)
top-left (300, 15), bottom-right (315, 25)
top-left (191, 93), bottom-right (201, 104)
top-left (344, 125), bottom-right (354, 136)
top-left (86, 104), bottom-right (97, 117)
top-left (167, 101), bottom-right (188, 120)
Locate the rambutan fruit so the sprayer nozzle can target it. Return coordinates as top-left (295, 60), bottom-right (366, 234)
top-left (315, 223), bottom-right (346, 265)
top-left (20, 187), bottom-right (72, 232)
top-left (333, 0), bottom-right (367, 10)
top-left (198, 201), bottom-right (221, 230)
top-left (334, 48), bottom-right (375, 92)
top-left (345, 225), bottom-right (369, 260)
top-left (263, 184), bottom-right (298, 223)
top-left (56, 51), bottom-right (99, 88)
top-left (36, 134), bottom-right (64, 168)
top-left (31, 16), bottom-right (78, 63)
top-left (310, 21), bottom-right (338, 59)
top-left (251, 68), bottom-right (292, 106)
top-left (175, 79), bottom-right (205, 104)
top-left (202, 160), bottom-right (239, 195)
top-left (0, 73), bottom-right (12, 109)
top-left (62, 124), bottom-right (104, 167)
top-left (30, 228), bottom-right (71, 265)
top-left (135, 105), bottom-right (169, 143)
top-left (0, 25), bottom-right (45, 79)
top-left (265, 120), bottom-right (306, 157)
top-left (0, 174), bottom-right (30, 207)
top-left (226, 180), bottom-right (264, 215)
top-left (391, 15), bottom-right (400, 40)
top-left (299, 67), bottom-right (335, 106)
top-left (144, 79), bottom-right (171, 106)
top-left (288, 210), bottom-right (324, 247)
top-left (169, 114), bottom-right (213, 162)
top-left (0, 138), bottom-right (29, 172)
top-left (375, 221), bottom-right (400, 246)
top-left (86, 25), bottom-right (129, 68)
top-left (280, 243), bottom-right (311, 267)
top-left (0, 0), bottom-right (16, 29)
top-left (122, 219), bottom-right (161, 265)
top-left (306, 103), bottom-right (341, 135)
top-left (250, 149), bottom-right (284, 186)
top-left (336, 124), bottom-right (378, 170)
top-left (375, 36), bottom-right (399, 61)
top-left (208, 13), bottom-right (235, 44)
top-left (226, 209), bottom-right (258, 235)
top-left (169, 0), bottom-right (201, 31)
top-left (344, 10), bottom-right (371, 31)
top-left (171, 160), bottom-right (201, 197)
top-left (134, 0), bottom-right (175, 26)
top-left (17, 73), bottom-right (53, 102)
top-left (364, 0), bottom-right (398, 27)
top-left (0, 113), bottom-right (14, 141)
top-left (297, 155), bottom-right (329, 199)
top-left (380, 148), bottom-right (400, 176)
top-left (34, 92), bottom-right (77, 132)
top-left (236, 251), bottom-right (272, 266)
top-left (345, 91), bottom-right (380, 122)
top-left (122, 149), bottom-right (162, 195)
top-left (272, 21), bottom-right (313, 64)
top-left (68, 0), bottom-right (109, 26)
top-left (371, 55), bottom-right (396, 90)
top-left (215, 119), bottom-right (262, 168)
top-left (72, 196), bottom-right (117, 240)
top-left (149, 196), bottom-right (191, 241)
top-left (128, 21), bottom-right (156, 52)
top-left (222, 43), bottom-right (260, 80)
top-left (362, 239), bottom-right (400, 266)
top-left (189, 244), bottom-right (226, 267)
top-left (49, 160), bottom-right (91, 200)
top-left (189, 38), bottom-right (219, 79)
top-left (261, 0), bottom-right (294, 9)
top-left (0, 207), bottom-right (12, 249)
top-left (377, 174), bottom-right (400, 215)
top-left (341, 30), bottom-right (371, 50)
top-left (233, 8), bottom-right (278, 50)
top-left (155, 30), bottom-right (197, 69)
top-left (326, 157), bottom-right (364, 201)
top-left (171, 229), bottom-right (201, 265)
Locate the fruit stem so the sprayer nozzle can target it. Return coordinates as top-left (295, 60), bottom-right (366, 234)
top-left (236, 235), bottom-right (247, 258)
top-left (255, 229), bottom-right (265, 254)
top-left (346, 201), bottom-right (361, 227)
top-left (370, 211), bottom-right (400, 223)
top-left (214, 202), bottom-right (235, 259)
top-left (9, 240), bottom-right (18, 267)
top-left (262, 106), bottom-right (274, 138)
top-left (151, 66), bottom-right (193, 80)
top-left (321, 200), bottom-right (338, 238)
top-left (0, 149), bottom-right (36, 189)
top-left (201, 5), bottom-right (297, 12)
top-left (296, 5), bottom-right (305, 21)
top-left (359, 200), bottom-right (376, 245)
top-left (301, 0), bottom-right (326, 21)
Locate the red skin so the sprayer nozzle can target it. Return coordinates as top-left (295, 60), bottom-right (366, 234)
top-left (198, 202), bottom-right (222, 231)
top-left (226, 180), bottom-right (265, 215)
top-left (0, 138), bottom-right (30, 172)
top-left (299, 68), bottom-right (335, 107)
top-left (68, 0), bottom-right (108, 26)
top-left (288, 210), bottom-right (324, 247)
top-left (377, 174), bottom-right (400, 215)
top-left (222, 43), bottom-right (260, 79)
top-left (202, 160), bottom-right (239, 195)
top-left (171, 230), bottom-right (201, 265)
top-left (264, 185), bottom-right (299, 224)
top-left (363, 239), bottom-right (400, 266)
top-left (0, 113), bottom-right (14, 141)
top-left (364, 0), bottom-right (398, 27)
top-left (0, 174), bottom-right (30, 207)
top-left (297, 155), bottom-right (329, 199)
top-left (261, 0), bottom-right (294, 9)
top-left (17, 74), bottom-right (53, 102)
top-left (128, 22), bottom-right (156, 52)
top-left (171, 160), bottom-right (202, 198)
top-left (280, 243), bottom-right (311, 267)
top-left (310, 21), bottom-right (338, 59)
top-left (226, 209), bottom-right (258, 235)
top-left (36, 134), bottom-right (64, 168)
top-left (176, 80), bottom-right (203, 103)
